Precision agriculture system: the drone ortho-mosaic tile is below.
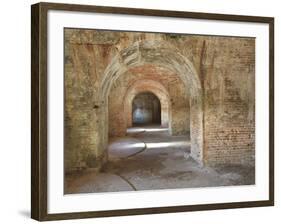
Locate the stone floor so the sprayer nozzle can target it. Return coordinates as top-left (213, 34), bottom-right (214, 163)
top-left (65, 125), bottom-right (255, 194)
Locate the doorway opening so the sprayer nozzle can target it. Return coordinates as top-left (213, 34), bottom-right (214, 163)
top-left (132, 92), bottom-right (161, 126)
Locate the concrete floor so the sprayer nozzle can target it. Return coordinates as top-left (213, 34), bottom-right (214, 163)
top-left (65, 125), bottom-right (255, 194)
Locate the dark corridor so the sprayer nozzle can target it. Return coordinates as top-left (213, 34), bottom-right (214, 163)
top-left (132, 92), bottom-right (161, 126)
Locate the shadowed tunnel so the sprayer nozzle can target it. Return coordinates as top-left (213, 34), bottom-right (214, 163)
top-left (132, 92), bottom-right (161, 126)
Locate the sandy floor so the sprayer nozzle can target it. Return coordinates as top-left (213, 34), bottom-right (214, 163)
top-left (65, 125), bottom-right (255, 194)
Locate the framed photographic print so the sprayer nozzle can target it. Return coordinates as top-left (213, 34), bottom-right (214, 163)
top-left (31, 2), bottom-right (274, 221)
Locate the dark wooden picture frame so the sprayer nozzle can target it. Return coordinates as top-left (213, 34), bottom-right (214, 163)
top-left (31, 2), bottom-right (274, 221)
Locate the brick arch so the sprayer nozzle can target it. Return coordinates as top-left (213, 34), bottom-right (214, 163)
top-left (123, 79), bottom-right (170, 129)
top-left (101, 40), bottom-right (204, 165)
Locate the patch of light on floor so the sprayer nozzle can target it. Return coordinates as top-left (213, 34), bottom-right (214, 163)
top-left (127, 127), bottom-right (169, 133)
top-left (144, 128), bottom-right (169, 132)
top-left (129, 143), bottom-right (145, 148)
top-left (109, 142), bottom-right (144, 150)
top-left (146, 141), bottom-right (190, 149)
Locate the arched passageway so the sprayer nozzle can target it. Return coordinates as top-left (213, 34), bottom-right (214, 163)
top-left (123, 79), bottom-right (171, 129)
top-left (102, 40), bottom-right (203, 165)
top-left (132, 92), bottom-right (161, 126)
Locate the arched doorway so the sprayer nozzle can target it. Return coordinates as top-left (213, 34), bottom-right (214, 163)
top-left (123, 79), bottom-right (170, 130)
top-left (132, 92), bottom-right (161, 126)
top-left (101, 40), bottom-right (203, 165)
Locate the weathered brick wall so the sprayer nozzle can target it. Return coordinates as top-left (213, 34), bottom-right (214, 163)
top-left (159, 35), bottom-right (255, 165)
top-left (64, 28), bottom-right (255, 172)
top-left (64, 30), bottom-right (114, 171)
top-left (202, 38), bottom-right (255, 166)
